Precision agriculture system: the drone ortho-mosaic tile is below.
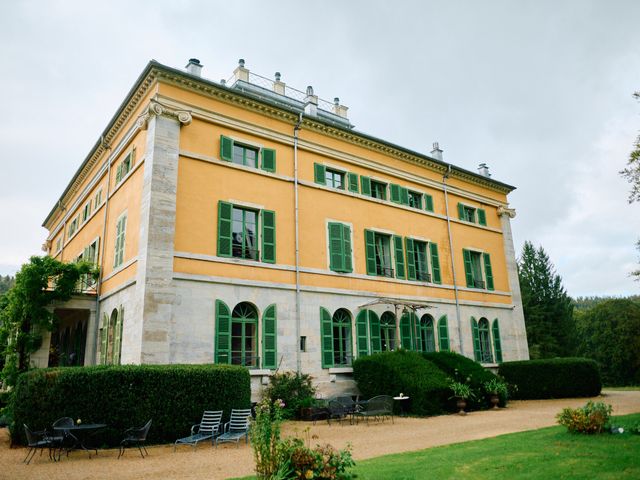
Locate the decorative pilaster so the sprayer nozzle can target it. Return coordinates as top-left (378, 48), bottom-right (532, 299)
top-left (128, 99), bottom-right (190, 364)
top-left (498, 207), bottom-right (530, 361)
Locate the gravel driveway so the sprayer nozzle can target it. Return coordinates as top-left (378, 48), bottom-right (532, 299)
top-left (2, 390), bottom-right (638, 480)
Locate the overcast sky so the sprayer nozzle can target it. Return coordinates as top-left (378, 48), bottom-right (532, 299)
top-left (1, 0), bottom-right (639, 297)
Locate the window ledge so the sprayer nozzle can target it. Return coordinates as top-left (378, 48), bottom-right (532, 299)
top-left (249, 369), bottom-right (273, 376)
top-left (481, 363), bottom-right (499, 368)
top-left (329, 367), bottom-right (353, 374)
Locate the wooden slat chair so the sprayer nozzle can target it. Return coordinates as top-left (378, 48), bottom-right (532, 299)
top-left (174, 411), bottom-right (223, 450)
top-left (352, 395), bottom-right (394, 425)
top-left (215, 409), bottom-right (252, 448)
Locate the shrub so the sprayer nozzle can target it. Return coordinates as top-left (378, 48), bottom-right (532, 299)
top-left (557, 401), bottom-right (612, 433)
top-left (9, 364), bottom-right (250, 446)
top-left (499, 357), bottom-right (602, 399)
top-left (576, 299), bottom-right (640, 386)
top-left (278, 438), bottom-right (355, 480)
top-left (251, 398), bottom-right (286, 479)
top-left (423, 351), bottom-right (506, 409)
top-left (264, 372), bottom-right (316, 419)
top-left (353, 350), bottom-right (450, 416)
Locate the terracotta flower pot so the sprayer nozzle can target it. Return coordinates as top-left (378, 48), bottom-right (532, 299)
top-left (489, 394), bottom-right (500, 410)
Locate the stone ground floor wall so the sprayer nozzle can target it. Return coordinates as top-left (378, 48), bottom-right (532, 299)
top-left (133, 276), bottom-right (529, 400)
top-left (33, 277), bottom-right (529, 402)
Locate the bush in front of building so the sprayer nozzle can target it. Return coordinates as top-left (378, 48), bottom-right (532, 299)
top-left (353, 350), bottom-right (450, 416)
top-left (263, 371), bottom-right (316, 419)
top-left (422, 351), bottom-right (507, 409)
top-left (9, 363), bottom-right (251, 446)
top-left (498, 357), bottom-right (602, 399)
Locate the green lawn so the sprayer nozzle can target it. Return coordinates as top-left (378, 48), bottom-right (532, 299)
top-left (604, 386), bottom-right (640, 391)
top-left (233, 413), bottom-right (640, 480)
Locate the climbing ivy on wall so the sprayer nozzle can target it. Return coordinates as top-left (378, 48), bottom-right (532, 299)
top-left (0, 256), bottom-right (98, 386)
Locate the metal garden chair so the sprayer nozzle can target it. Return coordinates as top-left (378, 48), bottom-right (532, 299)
top-left (118, 419), bottom-right (152, 459)
top-left (214, 409), bottom-right (252, 447)
top-left (23, 424), bottom-right (57, 464)
top-left (174, 411), bottom-right (223, 450)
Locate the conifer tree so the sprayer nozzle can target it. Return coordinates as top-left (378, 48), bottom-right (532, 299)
top-left (517, 241), bottom-right (575, 358)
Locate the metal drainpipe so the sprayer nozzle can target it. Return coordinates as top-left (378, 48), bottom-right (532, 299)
top-left (93, 138), bottom-right (112, 365)
top-left (293, 113), bottom-right (303, 373)
top-left (443, 165), bottom-right (464, 356)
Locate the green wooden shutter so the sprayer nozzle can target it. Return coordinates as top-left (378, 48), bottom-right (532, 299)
top-left (220, 135), bottom-right (233, 161)
top-left (112, 306), bottom-right (124, 365)
top-left (430, 243), bottom-right (441, 284)
top-left (348, 173), bottom-right (359, 193)
top-left (425, 194), bottom-right (434, 212)
top-left (492, 319), bottom-right (503, 363)
top-left (314, 163), bottom-right (326, 185)
top-left (320, 307), bottom-right (333, 368)
top-left (394, 235), bottom-right (406, 279)
top-left (463, 249), bottom-right (474, 287)
top-left (457, 203), bottom-right (465, 220)
top-left (364, 230), bottom-right (377, 275)
top-left (400, 313), bottom-right (412, 349)
top-left (477, 208), bottom-right (487, 226)
top-left (261, 148), bottom-right (276, 173)
top-left (415, 315), bottom-right (423, 352)
top-left (368, 310), bottom-right (381, 354)
top-left (483, 253), bottom-right (494, 290)
top-left (261, 210), bottom-right (276, 263)
top-left (217, 201), bottom-right (233, 257)
top-left (356, 310), bottom-right (369, 357)
top-left (262, 304), bottom-right (277, 369)
top-left (361, 176), bottom-right (371, 196)
top-left (400, 187), bottom-right (409, 205)
top-left (342, 224), bottom-right (353, 273)
top-left (215, 300), bottom-right (231, 364)
top-left (405, 238), bottom-right (416, 281)
top-left (328, 222), bottom-right (344, 272)
top-left (115, 163), bottom-right (123, 184)
top-left (471, 317), bottom-right (481, 361)
top-left (438, 315), bottom-right (449, 351)
top-left (390, 184), bottom-right (401, 204)
top-left (100, 314), bottom-right (108, 365)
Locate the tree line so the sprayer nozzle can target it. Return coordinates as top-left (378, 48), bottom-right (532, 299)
top-left (518, 241), bottom-right (640, 386)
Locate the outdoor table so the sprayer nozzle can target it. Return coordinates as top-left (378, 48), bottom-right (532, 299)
top-left (393, 396), bottom-right (410, 416)
top-left (54, 423), bottom-right (106, 458)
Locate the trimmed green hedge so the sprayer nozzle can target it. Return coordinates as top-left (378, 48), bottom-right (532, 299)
top-left (353, 350), bottom-right (450, 416)
top-left (423, 351), bottom-right (506, 409)
top-left (498, 358), bottom-right (602, 399)
top-left (9, 364), bottom-right (251, 446)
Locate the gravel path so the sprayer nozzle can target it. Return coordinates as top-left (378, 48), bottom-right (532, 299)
top-left (2, 390), bottom-right (639, 480)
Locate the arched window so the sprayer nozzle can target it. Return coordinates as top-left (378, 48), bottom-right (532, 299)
top-left (332, 309), bottom-right (352, 366)
top-left (380, 312), bottom-right (396, 351)
top-left (478, 317), bottom-right (493, 363)
top-left (419, 314), bottom-right (436, 352)
top-left (231, 302), bottom-right (258, 367)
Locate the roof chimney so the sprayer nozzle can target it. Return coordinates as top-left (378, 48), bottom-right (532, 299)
top-left (234, 58), bottom-right (249, 82)
top-left (478, 163), bottom-right (491, 177)
top-left (185, 58), bottom-right (203, 77)
top-left (273, 71), bottom-right (285, 95)
top-left (304, 85), bottom-right (318, 116)
top-left (430, 142), bottom-right (443, 161)
top-left (332, 97), bottom-right (349, 119)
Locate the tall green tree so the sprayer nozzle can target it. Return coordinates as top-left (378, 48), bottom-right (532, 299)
top-left (0, 275), bottom-right (15, 296)
top-left (620, 91), bottom-right (640, 280)
top-left (0, 256), bottom-right (96, 386)
top-left (517, 241), bottom-right (575, 359)
top-left (576, 299), bottom-right (640, 386)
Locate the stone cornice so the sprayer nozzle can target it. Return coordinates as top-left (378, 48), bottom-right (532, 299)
top-left (154, 66), bottom-right (514, 195)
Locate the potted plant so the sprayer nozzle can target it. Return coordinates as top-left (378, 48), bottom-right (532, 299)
top-left (483, 378), bottom-right (508, 410)
top-left (449, 379), bottom-right (474, 415)
top-left (297, 397), bottom-right (315, 421)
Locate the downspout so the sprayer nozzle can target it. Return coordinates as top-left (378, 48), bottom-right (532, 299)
top-left (93, 137), bottom-right (112, 365)
top-left (293, 113), bottom-right (303, 373)
top-left (443, 165), bottom-right (464, 356)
